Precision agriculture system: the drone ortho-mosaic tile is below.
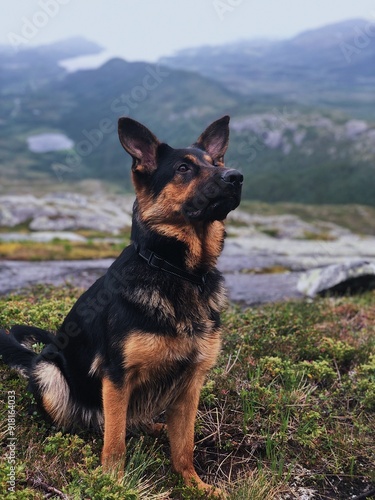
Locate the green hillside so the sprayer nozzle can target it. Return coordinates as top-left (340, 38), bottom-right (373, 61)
top-left (0, 26), bottom-right (375, 205)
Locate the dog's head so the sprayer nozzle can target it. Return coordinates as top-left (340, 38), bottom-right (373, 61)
top-left (118, 116), bottom-right (243, 225)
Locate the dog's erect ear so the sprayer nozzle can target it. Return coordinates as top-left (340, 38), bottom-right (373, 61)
top-left (194, 115), bottom-right (230, 161)
top-left (118, 117), bottom-right (160, 173)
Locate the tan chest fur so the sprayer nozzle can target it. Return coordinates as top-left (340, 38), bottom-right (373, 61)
top-left (118, 329), bottom-right (221, 424)
top-left (123, 329), bottom-right (221, 384)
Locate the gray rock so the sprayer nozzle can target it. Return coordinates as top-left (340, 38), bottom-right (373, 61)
top-left (225, 271), bottom-right (303, 305)
top-left (0, 193), bottom-right (133, 234)
top-left (297, 260), bottom-right (375, 297)
top-left (42, 192), bottom-right (88, 207)
top-left (1, 193), bottom-right (375, 305)
top-left (226, 210), bottom-right (351, 239)
top-left (30, 216), bottom-right (77, 232)
top-left (229, 112), bottom-right (375, 162)
top-left (0, 258), bottom-right (304, 305)
top-left (0, 195), bottom-right (57, 227)
top-left (0, 232), bottom-right (87, 243)
top-left (344, 120), bottom-right (368, 139)
top-left (0, 260), bottom-right (112, 296)
top-left (223, 234), bottom-right (375, 272)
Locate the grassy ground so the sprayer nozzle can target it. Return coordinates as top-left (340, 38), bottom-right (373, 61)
top-left (0, 229), bottom-right (131, 261)
top-left (0, 287), bottom-right (374, 499)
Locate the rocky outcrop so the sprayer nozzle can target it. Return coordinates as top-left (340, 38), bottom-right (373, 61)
top-left (2, 193), bottom-right (375, 304)
top-left (297, 261), bottom-right (375, 298)
top-left (1, 193), bottom-right (353, 240)
top-left (0, 232), bottom-right (87, 243)
top-left (0, 260), bottom-right (112, 296)
top-left (0, 193), bottom-right (133, 234)
top-left (227, 212), bottom-right (350, 240)
top-left (221, 233), bottom-right (375, 272)
top-left (230, 113), bottom-right (375, 161)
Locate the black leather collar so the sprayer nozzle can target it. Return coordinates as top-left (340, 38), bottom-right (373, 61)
top-left (133, 242), bottom-right (207, 292)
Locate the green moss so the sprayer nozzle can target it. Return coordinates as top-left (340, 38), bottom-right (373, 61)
top-left (0, 288), bottom-right (374, 498)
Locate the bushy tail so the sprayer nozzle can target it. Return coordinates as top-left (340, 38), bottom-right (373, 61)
top-left (0, 325), bottom-right (53, 375)
top-left (0, 329), bottom-right (36, 375)
top-left (10, 325), bottom-right (54, 348)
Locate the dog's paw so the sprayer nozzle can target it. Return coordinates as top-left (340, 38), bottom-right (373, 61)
top-left (200, 483), bottom-right (226, 498)
top-left (185, 477), bottom-right (225, 499)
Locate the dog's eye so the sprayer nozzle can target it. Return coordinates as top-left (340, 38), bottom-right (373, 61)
top-left (177, 164), bottom-right (189, 173)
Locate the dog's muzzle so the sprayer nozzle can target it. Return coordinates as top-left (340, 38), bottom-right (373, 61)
top-left (183, 168), bottom-right (243, 221)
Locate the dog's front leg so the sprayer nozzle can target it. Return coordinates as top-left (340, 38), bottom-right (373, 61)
top-left (101, 375), bottom-right (132, 478)
top-left (166, 373), bottom-right (223, 497)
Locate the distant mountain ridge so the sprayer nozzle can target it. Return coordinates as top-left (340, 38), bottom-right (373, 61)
top-left (160, 18), bottom-right (375, 118)
top-left (0, 23), bottom-right (375, 206)
top-left (161, 18), bottom-right (375, 72)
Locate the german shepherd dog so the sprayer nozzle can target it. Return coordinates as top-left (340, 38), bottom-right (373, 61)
top-left (0, 116), bottom-right (242, 495)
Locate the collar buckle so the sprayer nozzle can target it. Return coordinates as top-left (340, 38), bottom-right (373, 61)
top-left (147, 250), bottom-right (155, 267)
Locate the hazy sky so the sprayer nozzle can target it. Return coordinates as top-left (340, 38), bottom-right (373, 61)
top-left (2, 0), bottom-right (375, 61)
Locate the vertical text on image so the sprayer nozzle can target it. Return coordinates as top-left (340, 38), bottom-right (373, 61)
top-left (6, 391), bottom-right (17, 492)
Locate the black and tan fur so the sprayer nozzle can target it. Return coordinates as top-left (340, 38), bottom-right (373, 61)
top-left (0, 116), bottom-right (243, 495)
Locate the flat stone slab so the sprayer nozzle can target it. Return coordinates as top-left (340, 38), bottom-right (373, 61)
top-left (297, 260), bottom-right (375, 298)
top-left (1, 228), bottom-right (375, 304)
top-left (0, 260), bottom-right (112, 296)
top-left (0, 232), bottom-right (87, 243)
top-left (0, 259), bottom-right (304, 306)
top-left (224, 271), bottom-right (304, 305)
top-left (222, 235), bottom-right (375, 272)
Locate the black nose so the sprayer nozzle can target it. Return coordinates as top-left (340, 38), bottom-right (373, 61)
top-left (221, 169), bottom-right (243, 186)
